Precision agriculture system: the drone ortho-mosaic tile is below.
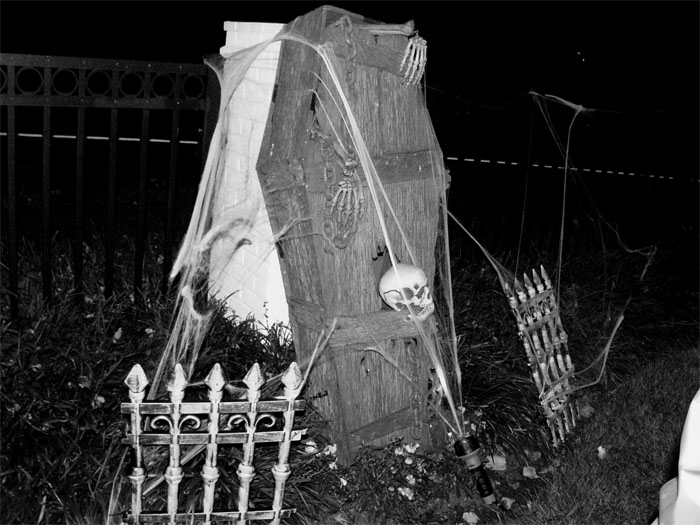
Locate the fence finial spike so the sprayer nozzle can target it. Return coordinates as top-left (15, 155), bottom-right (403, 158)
top-left (168, 363), bottom-right (188, 392)
top-left (205, 363), bottom-right (226, 392)
top-left (532, 269), bottom-right (544, 292)
top-left (282, 362), bottom-right (303, 392)
top-left (503, 281), bottom-right (519, 308)
top-left (243, 363), bottom-right (264, 391)
top-left (540, 265), bottom-right (552, 289)
top-left (125, 364), bottom-right (149, 393)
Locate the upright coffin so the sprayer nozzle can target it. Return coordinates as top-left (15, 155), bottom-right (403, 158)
top-left (257, 5), bottom-right (447, 463)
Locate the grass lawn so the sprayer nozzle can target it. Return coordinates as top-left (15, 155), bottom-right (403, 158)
top-left (1, 228), bottom-right (697, 524)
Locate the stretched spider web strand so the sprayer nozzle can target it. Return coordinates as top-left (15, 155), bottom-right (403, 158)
top-left (356, 315), bottom-right (459, 436)
top-left (156, 29), bottom-right (465, 435)
top-left (445, 208), bottom-right (515, 290)
top-left (294, 38), bottom-right (465, 434)
top-left (529, 93), bottom-right (659, 391)
top-left (419, 71), bottom-right (463, 412)
top-left (309, 86), bottom-right (349, 158)
top-left (528, 94), bottom-right (583, 397)
top-left (554, 104), bottom-right (583, 306)
top-left (531, 92), bottom-right (575, 163)
top-left (151, 31), bottom-right (290, 397)
top-left (308, 72), bottom-right (412, 316)
top-left (311, 45), bottom-right (464, 432)
top-left (307, 58), bottom-right (417, 267)
top-left (515, 100), bottom-right (536, 280)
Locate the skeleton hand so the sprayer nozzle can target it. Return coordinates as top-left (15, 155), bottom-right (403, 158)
top-left (399, 34), bottom-right (427, 87)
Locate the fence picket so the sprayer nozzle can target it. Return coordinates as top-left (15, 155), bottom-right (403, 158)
top-left (134, 103), bottom-right (151, 294)
top-left (271, 363), bottom-right (303, 525)
top-left (161, 83), bottom-right (181, 295)
top-left (236, 363), bottom-right (264, 524)
top-left (164, 365), bottom-right (187, 522)
top-left (74, 103), bottom-right (86, 294)
top-left (106, 104), bottom-right (119, 299)
top-left (41, 93), bottom-right (51, 300)
top-left (6, 99), bottom-right (18, 318)
top-left (124, 364), bottom-right (149, 524)
top-left (202, 364), bottom-right (224, 525)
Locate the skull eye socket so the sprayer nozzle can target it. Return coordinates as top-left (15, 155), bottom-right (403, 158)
top-left (401, 287), bottom-right (415, 299)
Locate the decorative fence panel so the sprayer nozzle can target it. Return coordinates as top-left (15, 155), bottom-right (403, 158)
top-left (503, 265), bottom-right (579, 445)
top-left (121, 362), bottom-right (306, 524)
top-left (0, 53), bottom-right (219, 318)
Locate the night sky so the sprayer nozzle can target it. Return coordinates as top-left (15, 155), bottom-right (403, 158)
top-left (2, 1), bottom-right (699, 235)
top-left (3, 1), bottom-right (697, 111)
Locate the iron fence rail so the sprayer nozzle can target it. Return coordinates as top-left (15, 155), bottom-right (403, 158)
top-left (0, 53), bottom-right (219, 317)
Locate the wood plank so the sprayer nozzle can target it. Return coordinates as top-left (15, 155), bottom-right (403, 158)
top-left (348, 405), bottom-right (413, 443)
top-left (300, 149), bottom-right (442, 193)
top-left (323, 27), bottom-right (408, 77)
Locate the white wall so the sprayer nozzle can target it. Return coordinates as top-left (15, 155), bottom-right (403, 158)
top-left (208, 22), bottom-right (289, 327)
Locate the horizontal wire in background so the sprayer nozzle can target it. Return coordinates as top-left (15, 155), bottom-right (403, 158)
top-left (445, 156), bottom-right (699, 184)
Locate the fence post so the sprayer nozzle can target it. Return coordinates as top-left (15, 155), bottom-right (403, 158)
top-left (6, 100), bottom-right (18, 319)
top-left (165, 364), bottom-right (187, 523)
top-left (237, 363), bottom-right (264, 525)
top-left (271, 362), bottom-right (303, 525)
top-left (41, 68), bottom-right (52, 302)
top-left (125, 365), bottom-right (149, 525)
top-left (161, 72), bottom-right (183, 295)
top-left (201, 364), bottom-right (224, 525)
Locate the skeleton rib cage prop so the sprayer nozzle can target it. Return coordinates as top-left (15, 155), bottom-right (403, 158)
top-left (121, 362), bottom-right (306, 524)
top-left (503, 266), bottom-right (580, 445)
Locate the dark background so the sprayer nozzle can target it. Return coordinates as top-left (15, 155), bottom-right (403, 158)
top-left (2, 0), bottom-right (699, 250)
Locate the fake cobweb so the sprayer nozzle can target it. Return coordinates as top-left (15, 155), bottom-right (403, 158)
top-left (149, 23), bottom-right (656, 449)
top-left (146, 26), bottom-right (466, 433)
top-left (447, 91), bottom-right (658, 439)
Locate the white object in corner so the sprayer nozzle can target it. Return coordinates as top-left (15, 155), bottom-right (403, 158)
top-left (209, 22), bottom-right (289, 327)
top-left (652, 387), bottom-right (700, 525)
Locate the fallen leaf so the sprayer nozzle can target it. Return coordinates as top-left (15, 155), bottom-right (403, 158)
top-left (523, 466), bottom-right (538, 479)
top-left (501, 496), bottom-right (515, 510)
top-left (525, 449), bottom-right (542, 462)
top-left (485, 454), bottom-right (507, 471)
top-left (579, 402), bottom-right (595, 418)
top-left (398, 486), bottom-right (415, 500)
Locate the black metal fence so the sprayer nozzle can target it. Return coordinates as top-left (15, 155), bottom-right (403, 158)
top-left (0, 53), bottom-right (219, 319)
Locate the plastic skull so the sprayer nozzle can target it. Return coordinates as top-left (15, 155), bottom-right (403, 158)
top-left (378, 263), bottom-right (435, 321)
